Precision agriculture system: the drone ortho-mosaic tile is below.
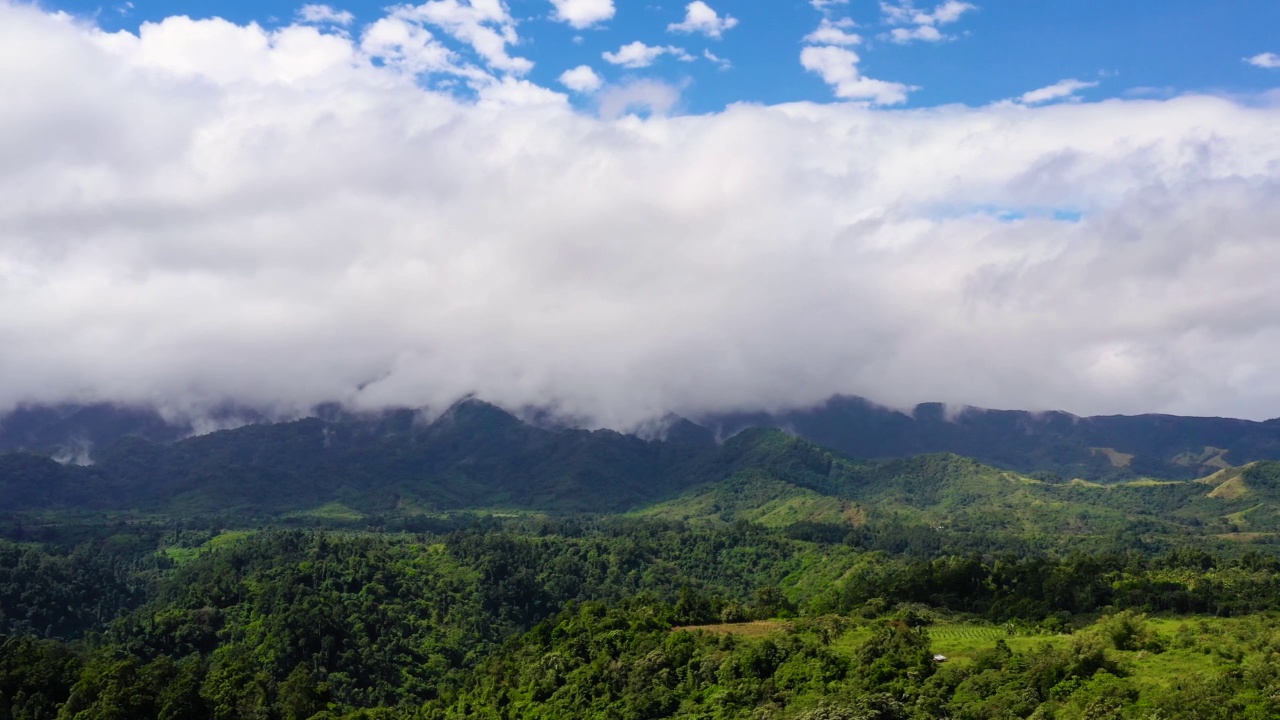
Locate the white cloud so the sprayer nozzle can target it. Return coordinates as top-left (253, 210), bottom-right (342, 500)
top-left (297, 4), bottom-right (355, 25)
top-left (882, 0), bottom-right (974, 25)
top-left (804, 18), bottom-right (861, 46)
top-left (390, 0), bottom-right (532, 76)
top-left (597, 78), bottom-right (682, 119)
top-left (93, 14), bottom-right (365, 85)
top-left (703, 49), bottom-right (731, 70)
top-left (475, 76), bottom-right (568, 108)
top-left (800, 45), bottom-right (913, 105)
top-left (361, 15), bottom-right (473, 77)
top-left (1246, 52), bottom-right (1280, 69)
top-left (882, 0), bottom-right (974, 44)
top-left (810, 0), bottom-right (848, 11)
top-left (548, 0), bottom-right (614, 29)
top-left (5, 1), bottom-right (1280, 429)
top-left (602, 41), bottom-right (692, 68)
top-left (558, 64), bottom-right (602, 92)
top-left (889, 25), bottom-right (941, 43)
top-left (1018, 78), bottom-right (1099, 105)
top-left (667, 1), bottom-right (738, 39)
top-left (928, 0), bottom-right (974, 23)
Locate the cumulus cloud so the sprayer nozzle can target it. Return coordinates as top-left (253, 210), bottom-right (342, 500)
top-left (475, 76), bottom-right (568, 107)
top-left (297, 4), bottom-right (355, 25)
top-left (361, 15), bottom-right (467, 76)
top-left (596, 78), bottom-right (682, 119)
top-left (888, 24), bottom-right (941, 43)
top-left (558, 64), bottom-right (602, 92)
top-left (548, 0), bottom-right (614, 29)
top-left (800, 45), bottom-right (913, 105)
top-left (667, 1), bottom-right (737, 39)
top-left (1018, 78), bottom-right (1099, 105)
top-left (881, 0), bottom-right (974, 25)
top-left (1246, 52), bottom-right (1280, 69)
top-left (882, 0), bottom-right (974, 44)
top-left (804, 18), bottom-right (861, 46)
top-left (602, 40), bottom-right (692, 68)
top-left (5, 0), bottom-right (1280, 430)
top-left (387, 0), bottom-right (532, 76)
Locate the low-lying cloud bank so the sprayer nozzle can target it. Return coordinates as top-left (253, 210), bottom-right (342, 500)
top-left (3, 2), bottom-right (1280, 428)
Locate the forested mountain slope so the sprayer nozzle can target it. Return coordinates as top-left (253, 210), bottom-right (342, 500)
top-left (7, 406), bottom-right (1280, 554)
top-left (6, 395), bottom-right (1280, 482)
top-left (702, 395), bottom-right (1280, 481)
top-left (0, 401), bottom-right (712, 515)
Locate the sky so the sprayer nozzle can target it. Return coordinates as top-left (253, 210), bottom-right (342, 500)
top-left (1, 0), bottom-right (1280, 428)
top-left (31, 0), bottom-right (1280, 112)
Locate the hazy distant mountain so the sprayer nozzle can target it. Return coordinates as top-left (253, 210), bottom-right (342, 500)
top-left (7, 404), bottom-right (1280, 547)
top-left (0, 400), bottom-right (712, 515)
top-left (4, 395), bottom-right (1280, 482)
top-left (700, 395), bottom-right (1280, 481)
top-left (0, 404), bottom-right (186, 457)
top-left (0, 403), bottom-right (269, 459)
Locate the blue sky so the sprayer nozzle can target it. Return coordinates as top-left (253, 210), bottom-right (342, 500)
top-left (47, 0), bottom-right (1280, 113)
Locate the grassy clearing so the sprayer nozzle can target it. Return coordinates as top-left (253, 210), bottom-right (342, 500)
top-left (927, 615), bottom-right (1280, 689)
top-left (672, 621), bottom-right (791, 638)
top-left (287, 502), bottom-right (366, 522)
top-left (1208, 476), bottom-right (1248, 499)
top-left (1091, 447), bottom-right (1135, 468)
top-left (924, 622), bottom-right (1073, 663)
top-left (205, 529), bottom-right (254, 549)
top-left (159, 545), bottom-right (199, 564)
top-left (928, 624), bottom-right (1012, 662)
top-left (160, 529), bottom-right (255, 565)
top-left (1223, 504), bottom-right (1262, 526)
top-left (1114, 616), bottom-right (1256, 692)
top-left (1123, 479), bottom-right (1186, 488)
top-left (1216, 532), bottom-right (1276, 542)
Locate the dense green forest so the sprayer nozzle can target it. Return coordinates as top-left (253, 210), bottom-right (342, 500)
top-left (4, 519), bottom-right (1280, 719)
top-left (5, 408), bottom-right (1280, 718)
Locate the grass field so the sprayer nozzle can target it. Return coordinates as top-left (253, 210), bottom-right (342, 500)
top-left (160, 529), bottom-right (255, 565)
top-left (928, 623), bottom-right (1017, 662)
top-left (672, 621), bottom-right (792, 637)
top-left (286, 502), bottom-right (366, 522)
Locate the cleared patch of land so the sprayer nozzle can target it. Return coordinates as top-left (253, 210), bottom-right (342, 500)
top-left (672, 621), bottom-right (791, 637)
top-left (1092, 447), bottom-right (1135, 468)
top-left (1175, 446), bottom-right (1233, 471)
top-left (286, 501), bottom-right (366, 522)
top-left (1208, 476), bottom-right (1250, 499)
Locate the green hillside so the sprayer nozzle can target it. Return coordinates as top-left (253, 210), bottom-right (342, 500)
top-left (703, 395), bottom-right (1280, 481)
top-left (636, 469), bottom-right (861, 528)
top-left (9, 406), bottom-right (1280, 553)
top-left (637, 435), bottom-right (1280, 548)
top-left (6, 413), bottom-right (1280, 718)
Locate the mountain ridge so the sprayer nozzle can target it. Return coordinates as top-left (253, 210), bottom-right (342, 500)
top-left (5, 395), bottom-right (1280, 483)
top-left (6, 403), bottom-right (1280, 547)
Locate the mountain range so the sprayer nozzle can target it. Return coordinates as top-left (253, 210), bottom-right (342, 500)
top-left (4, 398), bottom-right (1280, 548)
top-left (4, 395), bottom-right (1280, 481)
